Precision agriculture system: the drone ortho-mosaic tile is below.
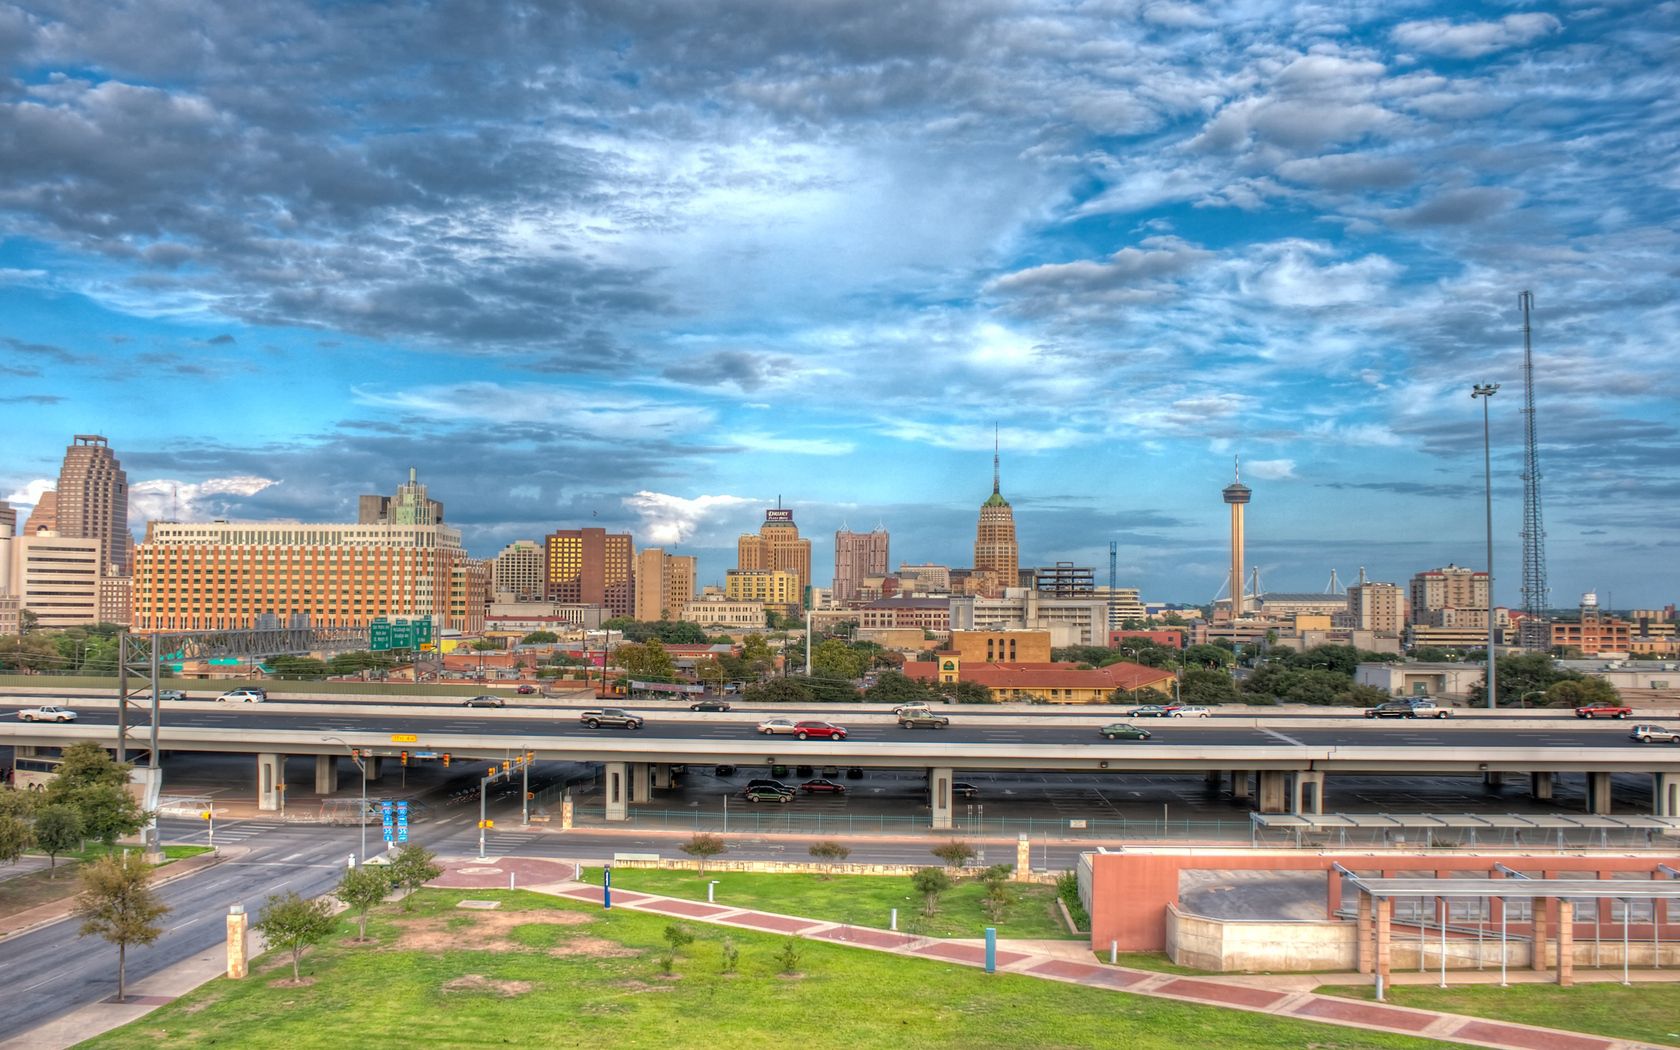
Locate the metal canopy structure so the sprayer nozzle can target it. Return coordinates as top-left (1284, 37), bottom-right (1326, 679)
top-left (1253, 811), bottom-right (1680, 849)
top-left (1349, 876), bottom-right (1680, 900)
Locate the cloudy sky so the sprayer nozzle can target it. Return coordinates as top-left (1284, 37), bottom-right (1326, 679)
top-left (1, 0), bottom-right (1676, 607)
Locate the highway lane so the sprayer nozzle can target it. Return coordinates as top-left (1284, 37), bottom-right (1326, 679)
top-left (0, 701), bottom-right (1654, 751)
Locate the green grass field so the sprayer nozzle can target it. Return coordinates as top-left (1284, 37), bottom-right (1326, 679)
top-left (83, 889), bottom-right (1470, 1050)
top-left (578, 866), bottom-right (1079, 940)
top-left (1316, 980), bottom-right (1680, 1048)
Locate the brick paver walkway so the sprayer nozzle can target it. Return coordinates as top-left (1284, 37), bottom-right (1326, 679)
top-left (432, 857), bottom-right (1647, 1050)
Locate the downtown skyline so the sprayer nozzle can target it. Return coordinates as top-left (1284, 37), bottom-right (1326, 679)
top-left (1, 1), bottom-right (1676, 606)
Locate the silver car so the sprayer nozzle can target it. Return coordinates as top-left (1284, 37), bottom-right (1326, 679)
top-left (1629, 724), bottom-right (1680, 744)
top-left (756, 718), bottom-right (800, 735)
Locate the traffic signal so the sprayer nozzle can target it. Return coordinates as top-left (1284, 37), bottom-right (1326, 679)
top-left (526, 792), bottom-right (534, 800)
top-left (525, 750), bottom-right (534, 763)
top-left (199, 810), bottom-right (212, 821)
top-left (400, 750), bottom-right (409, 766)
top-left (442, 753), bottom-right (451, 767)
top-left (350, 748), bottom-right (361, 760)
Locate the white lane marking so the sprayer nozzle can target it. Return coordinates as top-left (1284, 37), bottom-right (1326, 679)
top-left (1261, 726), bottom-right (1305, 746)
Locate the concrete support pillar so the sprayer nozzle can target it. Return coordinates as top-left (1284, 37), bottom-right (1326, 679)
top-left (1230, 770), bottom-right (1252, 800)
top-left (1652, 772), bottom-right (1680, 817)
top-left (560, 792), bottom-right (575, 830)
top-left (1375, 897), bottom-right (1392, 992)
top-left (1483, 771), bottom-right (1505, 789)
top-left (1292, 770), bottom-right (1325, 815)
top-left (314, 755), bottom-right (337, 796)
top-left (630, 762), bottom-right (651, 803)
top-left (1556, 899), bottom-right (1575, 986)
top-left (1530, 771), bottom-right (1554, 801)
top-left (929, 766), bottom-right (953, 830)
top-left (226, 905), bottom-right (249, 979)
top-left (1356, 893), bottom-right (1373, 974)
top-left (365, 756), bottom-right (382, 782)
top-left (1532, 898), bottom-right (1549, 971)
top-left (651, 763), bottom-right (673, 790)
top-left (257, 753), bottom-right (282, 812)
top-left (1586, 771), bottom-right (1613, 814)
top-left (1257, 770), bottom-right (1289, 814)
top-left (1204, 770), bottom-right (1222, 788)
top-left (604, 762), bottom-right (628, 822)
top-left (1015, 835), bottom-right (1031, 881)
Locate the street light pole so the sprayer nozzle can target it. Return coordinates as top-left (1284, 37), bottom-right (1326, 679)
top-left (1473, 383), bottom-right (1500, 710)
top-left (323, 736), bottom-right (369, 862)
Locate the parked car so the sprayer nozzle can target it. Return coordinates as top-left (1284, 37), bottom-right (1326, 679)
top-left (743, 785), bottom-right (793, 803)
top-left (1126, 705), bottom-right (1175, 718)
top-left (897, 710), bottom-right (950, 729)
top-left (581, 708), bottom-right (644, 729)
top-left (952, 782), bottom-right (980, 800)
top-left (800, 778), bottom-right (847, 794)
top-left (1575, 703), bottom-right (1634, 720)
top-left (463, 695), bottom-right (505, 708)
top-left (217, 688), bottom-right (266, 703)
top-left (1100, 722), bottom-right (1152, 740)
top-left (791, 720), bottom-right (847, 741)
top-left (1169, 706), bottom-right (1212, 718)
top-left (516, 685), bottom-right (537, 695)
top-left (18, 705), bottom-right (77, 723)
top-left (757, 718), bottom-right (799, 735)
top-left (156, 689), bottom-right (188, 702)
top-left (690, 699), bottom-right (731, 712)
top-left (1365, 699), bottom-right (1451, 719)
top-left (1629, 724), bottom-right (1680, 744)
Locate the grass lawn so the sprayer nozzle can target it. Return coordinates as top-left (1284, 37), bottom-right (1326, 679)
top-left (84, 889), bottom-right (1471, 1050)
top-left (1316, 980), bottom-right (1680, 1048)
top-left (578, 866), bottom-right (1079, 940)
top-left (0, 844), bottom-right (215, 921)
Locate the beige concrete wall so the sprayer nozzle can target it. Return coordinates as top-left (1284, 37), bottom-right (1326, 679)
top-left (1167, 905), bottom-right (1357, 972)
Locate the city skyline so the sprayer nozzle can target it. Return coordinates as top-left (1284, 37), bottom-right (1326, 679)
top-left (1, 2), bottom-right (1676, 605)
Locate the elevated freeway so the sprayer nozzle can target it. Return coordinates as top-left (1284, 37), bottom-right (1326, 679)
top-left (4, 699), bottom-right (1678, 827)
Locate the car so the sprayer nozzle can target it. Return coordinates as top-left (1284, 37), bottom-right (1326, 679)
top-left (743, 785), bottom-right (793, 803)
top-left (217, 689), bottom-right (265, 703)
top-left (581, 708), bottom-right (644, 729)
top-left (18, 705), bottom-right (77, 723)
top-left (1169, 706), bottom-right (1212, 718)
top-left (1576, 703), bottom-right (1634, 720)
top-left (1629, 724), bottom-right (1680, 744)
top-left (516, 684), bottom-right (537, 695)
top-left (800, 778), bottom-right (847, 794)
top-left (156, 689), bottom-right (188, 702)
top-left (690, 699), bottom-right (732, 712)
top-left (792, 720), bottom-right (847, 740)
top-left (1100, 722), bottom-right (1152, 740)
top-left (1126, 705), bottom-right (1175, 718)
top-left (463, 695), bottom-right (505, 708)
top-left (897, 710), bottom-right (950, 729)
top-left (757, 718), bottom-right (799, 735)
top-left (745, 778), bottom-right (793, 793)
top-left (892, 702), bottom-right (933, 716)
top-left (1365, 699), bottom-right (1452, 719)
top-left (952, 782), bottom-right (980, 800)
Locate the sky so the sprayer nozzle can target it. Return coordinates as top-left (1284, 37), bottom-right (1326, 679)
top-left (1, 0), bottom-right (1676, 608)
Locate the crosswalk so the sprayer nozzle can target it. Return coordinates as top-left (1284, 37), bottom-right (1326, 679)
top-left (477, 831), bottom-right (539, 857)
top-left (164, 819), bottom-right (286, 846)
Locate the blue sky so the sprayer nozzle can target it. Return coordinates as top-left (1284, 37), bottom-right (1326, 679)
top-left (1, 0), bottom-right (1676, 607)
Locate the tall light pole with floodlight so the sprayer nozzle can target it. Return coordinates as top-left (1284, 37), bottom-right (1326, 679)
top-left (323, 736), bottom-right (369, 862)
top-left (1472, 383), bottom-right (1499, 709)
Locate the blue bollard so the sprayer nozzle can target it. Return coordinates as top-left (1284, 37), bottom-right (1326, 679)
top-left (985, 927), bottom-right (996, 973)
top-left (603, 865), bottom-right (612, 910)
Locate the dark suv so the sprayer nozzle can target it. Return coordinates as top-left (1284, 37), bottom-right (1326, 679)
top-left (1365, 699), bottom-right (1450, 719)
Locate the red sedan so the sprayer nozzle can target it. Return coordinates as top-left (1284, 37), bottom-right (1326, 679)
top-left (800, 778), bottom-right (847, 794)
top-left (792, 720), bottom-right (847, 741)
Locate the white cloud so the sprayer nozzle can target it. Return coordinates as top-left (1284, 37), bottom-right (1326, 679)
top-left (1240, 241), bottom-right (1401, 308)
top-left (129, 476), bottom-right (279, 524)
top-left (1391, 14), bottom-right (1563, 58)
top-left (352, 383), bottom-right (715, 439)
top-left (726, 431), bottom-right (855, 456)
top-left (622, 491), bottom-right (757, 546)
top-left (3, 478), bottom-right (54, 510)
top-left (1243, 458), bottom-right (1296, 480)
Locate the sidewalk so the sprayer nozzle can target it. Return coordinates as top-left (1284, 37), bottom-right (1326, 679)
top-left (430, 855), bottom-right (1653, 1050)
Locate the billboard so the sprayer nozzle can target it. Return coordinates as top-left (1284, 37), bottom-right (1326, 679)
top-left (764, 509), bottom-right (794, 522)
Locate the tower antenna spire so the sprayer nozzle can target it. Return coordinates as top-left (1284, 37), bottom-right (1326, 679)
top-left (1518, 290), bottom-right (1550, 648)
top-left (992, 424), bottom-right (1001, 495)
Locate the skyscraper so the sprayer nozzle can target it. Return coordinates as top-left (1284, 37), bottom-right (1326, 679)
top-left (54, 435), bottom-right (131, 574)
top-left (1222, 460), bottom-right (1251, 617)
top-left (833, 528), bottom-right (889, 603)
top-left (544, 527), bottom-right (634, 617)
top-left (22, 491), bottom-right (56, 535)
top-left (737, 504), bottom-right (813, 601)
top-left (358, 468), bottom-right (444, 525)
top-left (972, 431), bottom-right (1018, 597)
top-left (490, 540), bottom-right (545, 601)
top-left (634, 548), bottom-right (698, 621)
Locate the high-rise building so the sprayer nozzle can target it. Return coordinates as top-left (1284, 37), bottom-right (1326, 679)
top-left (0, 501), bottom-right (14, 597)
top-left (972, 434), bottom-right (1018, 597)
top-left (22, 490), bottom-right (57, 535)
top-left (53, 435), bottom-right (131, 574)
top-left (633, 548), bottom-right (698, 621)
top-left (491, 540), bottom-right (545, 602)
top-left (833, 528), bottom-right (889, 604)
top-left (737, 505), bottom-right (812, 601)
top-left (544, 527), bottom-right (634, 617)
top-left (1222, 460), bottom-right (1251, 618)
top-left (1347, 575), bottom-right (1404, 635)
top-left (132, 518), bottom-right (486, 633)
top-left (11, 533), bottom-right (105, 629)
top-left (1033, 563), bottom-right (1094, 596)
top-left (724, 569), bottom-right (803, 612)
top-left (1409, 564), bottom-right (1489, 628)
top-left (358, 468), bottom-right (444, 525)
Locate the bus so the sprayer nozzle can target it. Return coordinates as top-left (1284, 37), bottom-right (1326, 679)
top-left (10, 754), bottom-right (63, 791)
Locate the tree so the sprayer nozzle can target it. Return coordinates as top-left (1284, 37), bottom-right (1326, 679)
top-left (0, 633), bottom-right (63, 672)
top-left (937, 680), bottom-right (992, 704)
top-left (0, 814), bottom-right (33, 867)
top-left (521, 630), bottom-right (559, 644)
top-left (775, 936), bottom-right (803, 974)
top-left (1179, 667), bottom-right (1239, 704)
top-left (795, 674), bottom-right (861, 703)
top-left (1542, 677), bottom-right (1620, 709)
top-left (811, 638), bottom-right (867, 681)
top-left (614, 640), bottom-right (677, 681)
top-left (267, 655), bottom-right (329, 679)
top-left (679, 832), bottom-right (727, 874)
top-left (470, 639), bottom-right (500, 652)
top-left (45, 742), bottom-right (146, 847)
top-left (911, 867), bottom-right (951, 916)
top-left (739, 634), bottom-right (774, 668)
top-left (1182, 643), bottom-right (1234, 669)
top-left (808, 840), bottom-right (851, 878)
top-left (255, 891), bottom-right (338, 981)
top-left (388, 843), bottom-right (441, 909)
top-left (75, 850), bottom-right (169, 1002)
top-left (34, 804), bottom-right (84, 877)
top-left (337, 864), bottom-right (390, 941)
top-left (695, 659), bottom-right (726, 690)
top-left (742, 677), bottom-right (813, 704)
top-left (863, 671), bottom-right (934, 704)
top-left (931, 839), bottom-right (977, 869)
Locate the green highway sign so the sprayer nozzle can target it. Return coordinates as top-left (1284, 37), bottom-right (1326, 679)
top-left (370, 616), bottom-right (434, 652)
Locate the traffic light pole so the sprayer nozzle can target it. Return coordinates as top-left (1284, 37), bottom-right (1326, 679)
top-left (522, 760), bottom-right (530, 828)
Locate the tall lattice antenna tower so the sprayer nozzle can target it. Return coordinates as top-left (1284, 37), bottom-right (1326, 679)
top-left (1518, 291), bottom-right (1550, 648)
top-left (1108, 540), bottom-right (1118, 630)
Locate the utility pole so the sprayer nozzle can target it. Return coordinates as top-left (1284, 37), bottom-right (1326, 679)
top-left (1473, 383), bottom-right (1500, 708)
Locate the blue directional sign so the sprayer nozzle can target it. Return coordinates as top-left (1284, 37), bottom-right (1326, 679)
top-left (396, 800), bottom-right (410, 843)
top-left (380, 799), bottom-right (395, 843)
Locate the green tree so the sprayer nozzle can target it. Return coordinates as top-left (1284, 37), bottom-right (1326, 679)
top-left (469, 639), bottom-right (500, 652)
top-left (936, 680), bottom-right (992, 704)
top-left (34, 804), bottom-right (84, 877)
top-left (808, 840), bottom-right (851, 878)
top-left (931, 840), bottom-right (977, 869)
top-left (739, 634), bottom-right (774, 668)
top-left (75, 850), bottom-right (169, 1003)
top-left (613, 640), bottom-right (678, 681)
top-left (775, 936), bottom-right (803, 974)
top-left (336, 864), bottom-right (390, 941)
top-left (651, 620), bottom-right (707, 644)
top-left (795, 674), bottom-right (860, 702)
top-left (267, 655), bottom-right (329, 679)
top-left (0, 633), bottom-right (63, 672)
top-left (45, 742), bottom-right (146, 847)
top-left (863, 671), bottom-right (934, 704)
top-left (0, 813), bottom-right (33, 867)
top-left (521, 630), bottom-right (559, 644)
top-left (255, 891), bottom-right (338, 981)
top-left (388, 843), bottom-right (441, 910)
top-left (679, 832), bottom-right (727, 875)
top-left (1182, 643), bottom-right (1234, 669)
top-left (1179, 667), bottom-right (1238, 704)
top-left (695, 659), bottom-right (726, 690)
top-left (742, 677), bottom-right (813, 704)
top-left (911, 867), bottom-right (952, 917)
top-left (1465, 652), bottom-right (1571, 707)
top-left (811, 638), bottom-right (868, 681)
top-left (1542, 677), bottom-right (1621, 709)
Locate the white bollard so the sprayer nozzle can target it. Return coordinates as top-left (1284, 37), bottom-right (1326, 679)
top-left (510, 871), bottom-right (516, 891)
top-left (708, 880), bottom-right (718, 903)
top-left (891, 907), bottom-right (898, 931)
top-left (1110, 940), bottom-right (1117, 964)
